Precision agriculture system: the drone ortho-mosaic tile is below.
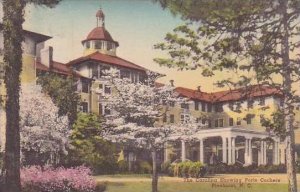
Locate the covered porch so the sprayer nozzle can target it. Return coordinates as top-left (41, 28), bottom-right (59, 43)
top-left (164, 127), bottom-right (284, 166)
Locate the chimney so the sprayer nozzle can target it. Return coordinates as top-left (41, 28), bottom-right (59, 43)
top-left (40, 46), bottom-right (53, 69)
top-left (197, 86), bottom-right (201, 92)
top-left (169, 80), bottom-right (174, 87)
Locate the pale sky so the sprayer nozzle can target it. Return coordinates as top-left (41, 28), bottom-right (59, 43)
top-left (19, 0), bottom-right (239, 92)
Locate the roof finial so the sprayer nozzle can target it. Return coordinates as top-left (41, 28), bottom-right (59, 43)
top-left (96, 1), bottom-right (105, 27)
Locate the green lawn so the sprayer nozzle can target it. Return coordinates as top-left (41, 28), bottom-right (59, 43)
top-left (105, 181), bottom-right (288, 192)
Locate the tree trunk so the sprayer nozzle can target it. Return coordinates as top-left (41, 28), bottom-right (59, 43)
top-left (2, 0), bottom-right (25, 191)
top-left (152, 150), bottom-right (158, 192)
top-left (280, 0), bottom-right (297, 192)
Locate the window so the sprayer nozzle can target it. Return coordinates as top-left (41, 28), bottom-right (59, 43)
top-left (120, 70), bottom-right (130, 79)
top-left (201, 102), bottom-right (206, 112)
top-left (86, 41), bottom-right (90, 49)
top-left (229, 102), bottom-right (234, 110)
top-left (202, 119), bottom-right (206, 125)
top-left (169, 101), bottom-right (175, 107)
top-left (107, 42), bottom-right (113, 51)
top-left (207, 103), bottom-right (212, 112)
top-left (163, 114), bottom-right (167, 123)
top-left (180, 114), bottom-right (190, 123)
top-left (219, 119), bottom-right (224, 127)
top-left (181, 103), bottom-right (189, 109)
top-left (229, 118), bottom-right (234, 126)
top-left (237, 118), bottom-right (241, 125)
top-left (214, 119), bottom-right (219, 127)
top-left (170, 114), bottom-right (175, 123)
top-left (196, 118), bottom-right (201, 123)
top-left (215, 104), bottom-right (223, 112)
top-left (208, 119), bottom-right (212, 128)
top-left (99, 103), bottom-right (103, 115)
top-left (259, 97), bottom-right (265, 106)
top-left (82, 80), bottom-right (89, 93)
top-left (194, 101), bottom-right (199, 111)
top-left (247, 99), bottom-right (254, 108)
top-left (91, 64), bottom-right (98, 78)
top-left (104, 85), bottom-right (111, 94)
top-left (80, 102), bottom-right (88, 113)
top-left (246, 115), bottom-right (252, 124)
top-left (94, 40), bottom-right (102, 49)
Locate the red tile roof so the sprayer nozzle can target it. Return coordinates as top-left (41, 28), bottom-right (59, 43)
top-left (36, 61), bottom-right (84, 78)
top-left (67, 51), bottom-right (148, 72)
top-left (175, 87), bottom-right (212, 102)
top-left (82, 27), bottom-right (119, 46)
top-left (175, 85), bottom-right (281, 103)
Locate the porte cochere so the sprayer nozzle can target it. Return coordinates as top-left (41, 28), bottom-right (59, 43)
top-left (164, 127), bottom-right (284, 166)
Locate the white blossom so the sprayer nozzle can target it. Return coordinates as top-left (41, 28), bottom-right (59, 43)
top-left (20, 84), bottom-right (70, 155)
top-left (100, 71), bottom-right (203, 150)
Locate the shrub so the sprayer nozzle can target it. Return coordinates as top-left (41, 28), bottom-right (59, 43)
top-left (137, 161), bottom-right (152, 174)
top-left (21, 166), bottom-right (99, 192)
top-left (117, 160), bottom-right (128, 173)
top-left (172, 161), bottom-right (205, 178)
top-left (161, 161), bottom-right (171, 174)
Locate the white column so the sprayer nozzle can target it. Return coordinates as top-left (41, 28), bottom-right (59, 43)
top-left (232, 137), bottom-right (236, 164)
top-left (228, 137), bottom-right (232, 164)
top-left (258, 140), bottom-right (263, 165)
top-left (222, 137), bottom-right (227, 163)
top-left (273, 141), bottom-right (279, 165)
top-left (181, 140), bottom-right (186, 162)
top-left (244, 139), bottom-right (249, 165)
top-left (199, 139), bottom-right (204, 163)
top-left (249, 138), bottom-right (253, 164)
top-left (262, 140), bottom-right (267, 165)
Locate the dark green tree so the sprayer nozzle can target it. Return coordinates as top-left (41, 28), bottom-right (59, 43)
top-left (154, 0), bottom-right (300, 191)
top-left (37, 73), bottom-right (80, 125)
top-left (67, 112), bottom-right (118, 174)
top-left (2, 0), bottom-right (61, 191)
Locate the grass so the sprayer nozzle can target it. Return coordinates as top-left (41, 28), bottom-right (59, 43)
top-left (104, 181), bottom-right (288, 192)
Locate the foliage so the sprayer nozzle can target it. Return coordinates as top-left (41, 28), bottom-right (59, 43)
top-left (261, 110), bottom-right (286, 139)
top-left (21, 166), bottom-right (98, 192)
top-left (170, 161), bottom-right (204, 178)
top-left (117, 160), bottom-right (128, 173)
top-left (160, 161), bottom-right (171, 174)
top-left (66, 112), bottom-right (118, 174)
top-left (137, 161), bottom-right (152, 174)
top-left (37, 72), bottom-right (80, 125)
top-left (20, 85), bottom-right (70, 165)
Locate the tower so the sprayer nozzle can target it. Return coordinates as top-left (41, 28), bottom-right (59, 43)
top-left (82, 9), bottom-right (119, 56)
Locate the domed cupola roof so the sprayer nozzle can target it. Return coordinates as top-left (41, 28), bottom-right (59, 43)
top-left (82, 8), bottom-right (119, 46)
top-left (82, 27), bottom-right (119, 46)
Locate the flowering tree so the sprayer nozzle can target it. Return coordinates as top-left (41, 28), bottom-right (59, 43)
top-left (20, 85), bottom-right (69, 165)
top-left (100, 70), bottom-right (201, 192)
